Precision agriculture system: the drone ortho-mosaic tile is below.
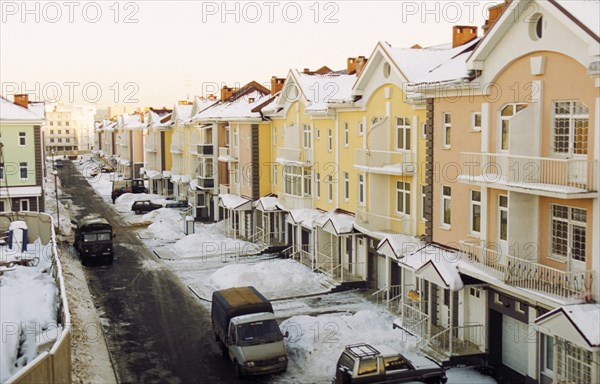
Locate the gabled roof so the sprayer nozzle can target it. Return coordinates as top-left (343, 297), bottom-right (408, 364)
top-left (268, 69), bottom-right (356, 114)
top-left (190, 96), bottom-right (219, 119)
top-left (147, 108), bottom-right (173, 128)
top-left (120, 113), bottom-right (146, 130)
top-left (467, 0), bottom-right (599, 68)
top-left (535, 304), bottom-right (600, 349)
top-left (0, 96), bottom-right (45, 122)
top-left (313, 209), bottom-right (355, 235)
top-left (170, 103), bottom-right (194, 126)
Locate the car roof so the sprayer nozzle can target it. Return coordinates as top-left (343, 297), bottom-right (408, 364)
top-left (77, 215), bottom-right (110, 227)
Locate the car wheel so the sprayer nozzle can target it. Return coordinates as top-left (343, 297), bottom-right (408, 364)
top-left (81, 257), bottom-right (89, 267)
top-left (106, 255), bottom-right (114, 265)
top-left (135, 210), bottom-right (141, 214)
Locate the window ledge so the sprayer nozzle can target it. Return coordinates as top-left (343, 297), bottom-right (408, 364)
top-left (466, 233), bottom-right (481, 240)
top-left (469, 129), bottom-right (482, 133)
top-left (438, 225), bottom-right (451, 231)
top-left (441, 146), bottom-right (451, 151)
top-left (547, 256), bottom-right (568, 264)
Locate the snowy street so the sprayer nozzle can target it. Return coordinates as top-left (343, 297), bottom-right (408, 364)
top-left (60, 158), bottom-right (497, 384)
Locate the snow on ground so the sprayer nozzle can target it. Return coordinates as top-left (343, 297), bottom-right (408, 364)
top-left (80, 163), bottom-right (497, 384)
top-left (0, 246), bottom-right (58, 382)
top-left (209, 259), bottom-right (331, 299)
top-left (45, 168), bottom-right (75, 237)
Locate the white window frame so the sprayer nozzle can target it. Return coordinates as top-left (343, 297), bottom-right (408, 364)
top-left (283, 165), bottom-right (311, 198)
top-left (552, 100), bottom-right (589, 156)
top-left (358, 122), bottom-right (364, 136)
top-left (20, 199), bottom-right (30, 212)
top-left (470, 190), bottom-right (481, 235)
top-left (498, 194), bottom-right (509, 241)
top-left (0, 200), bottom-right (5, 212)
top-left (327, 129), bottom-right (333, 152)
top-left (358, 174), bottom-right (365, 205)
top-left (273, 164), bottom-right (278, 186)
top-left (316, 128), bottom-right (320, 140)
top-left (303, 124), bottom-right (312, 149)
top-left (395, 181), bottom-right (411, 215)
top-left (396, 117), bottom-right (411, 151)
top-left (343, 172), bottom-right (349, 201)
top-left (272, 127), bottom-right (277, 145)
top-left (421, 122), bottom-right (427, 139)
top-left (327, 175), bottom-right (333, 202)
top-left (471, 112), bottom-right (482, 132)
top-left (197, 193), bottom-right (206, 208)
top-left (19, 162), bottom-right (28, 181)
top-left (316, 173), bottom-right (321, 199)
top-left (0, 163), bottom-right (4, 181)
top-left (500, 103), bottom-right (527, 151)
top-left (551, 204), bottom-right (587, 263)
top-left (441, 186), bottom-right (451, 227)
top-left (443, 113), bottom-right (451, 148)
top-left (344, 123), bottom-right (349, 147)
top-left (18, 132), bottom-right (26, 146)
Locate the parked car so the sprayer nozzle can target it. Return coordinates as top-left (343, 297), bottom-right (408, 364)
top-left (165, 201), bottom-right (190, 210)
top-left (73, 216), bottom-right (114, 266)
top-left (334, 343), bottom-right (447, 384)
top-left (54, 159), bottom-right (64, 168)
top-left (100, 166), bottom-right (113, 173)
top-left (131, 200), bottom-right (162, 214)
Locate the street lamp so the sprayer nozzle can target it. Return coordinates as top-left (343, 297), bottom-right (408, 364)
top-left (53, 170), bottom-right (60, 232)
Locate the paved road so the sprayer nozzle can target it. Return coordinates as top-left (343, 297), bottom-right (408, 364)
top-left (58, 161), bottom-right (240, 384)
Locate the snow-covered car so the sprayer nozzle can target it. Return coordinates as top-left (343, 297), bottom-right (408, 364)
top-left (131, 200), bottom-right (162, 214)
top-left (334, 343), bottom-right (447, 384)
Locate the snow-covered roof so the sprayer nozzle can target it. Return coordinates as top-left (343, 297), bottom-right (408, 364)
top-left (121, 113), bottom-right (146, 130)
top-left (8, 221), bottom-right (27, 231)
top-left (253, 196), bottom-right (285, 212)
top-left (294, 71), bottom-right (356, 112)
top-left (388, 38), bottom-right (480, 85)
top-left (28, 102), bottom-right (46, 119)
top-left (398, 245), bottom-right (463, 291)
top-left (377, 234), bottom-right (424, 259)
top-left (0, 97), bottom-right (45, 122)
top-left (195, 92), bottom-right (273, 121)
top-left (313, 210), bottom-right (355, 235)
top-left (145, 169), bottom-right (162, 179)
top-left (536, 304), bottom-right (600, 349)
top-left (286, 209), bottom-right (325, 229)
top-left (148, 109), bottom-right (173, 128)
top-left (554, 0), bottom-right (599, 39)
top-left (219, 194), bottom-right (253, 211)
top-left (171, 104), bottom-right (194, 125)
top-left (170, 174), bottom-right (190, 184)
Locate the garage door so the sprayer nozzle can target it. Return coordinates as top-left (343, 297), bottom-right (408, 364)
top-left (502, 315), bottom-right (529, 376)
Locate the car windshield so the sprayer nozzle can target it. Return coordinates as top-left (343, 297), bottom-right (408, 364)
top-left (83, 232), bottom-right (111, 242)
top-left (236, 320), bottom-right (283, 346)
top-left (338, 353), bottom-right (355, 372)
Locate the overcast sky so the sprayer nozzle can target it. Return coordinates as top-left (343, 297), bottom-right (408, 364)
top-left (1, 0), bottom-right (499, 108)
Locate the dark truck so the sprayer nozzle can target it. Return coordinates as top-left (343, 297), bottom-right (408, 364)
top-left (334, 344), bottom-right (447, 384)
top-left (74, 216), bottom-right (114, 266)
top-left (211, 287), bottom-right (288, 378)
top-left (111, 179), bottom-right (148, 203)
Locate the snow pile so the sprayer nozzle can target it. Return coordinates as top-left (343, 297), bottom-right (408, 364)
top-left (171, 222), bottom-right (260, 258)
top-left (143, 209), bottom-right (186, 242)
top-left (45, 172), bottom-right (75, 237)
top-left (209, 260), bottom-right (330, 298)
top-left (280, 310), bottom-right (415, 382)
top-left (0, 255), bottom-right (59, 382)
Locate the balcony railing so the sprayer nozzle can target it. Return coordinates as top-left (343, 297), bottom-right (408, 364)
top-left (277, 147), bottom-right (313, 164)
top-left (355, 149), bottom-right (416, 175)
top-left (460, 153), bottom-right (597, 193)
top-left (197, 176), bottom-right (214, 189)
top-left (459, 241), bottom-right (594, 300)
top-left (355, 208), bottom-right (412, 236)
top-left (196, 144), bottom-right (213, 156)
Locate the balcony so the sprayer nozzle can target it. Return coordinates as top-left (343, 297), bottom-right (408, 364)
top-left (170, 143), bottom-right (182, 154)
top-left (459, 241), bottom-right (595, 300)
top-left (144, 142), bottom-right (156, 153)
top-left (354, 149), bottom-right (416, 176)
top-left (196, 144), bottom-right (213, 156)
top-left (219, 184), bottom-right (230, 195)
top-left (460, 153), bottom-right (597, 198)
top-left (354, 208), bottom-right (412, 236)
top-left (196, 176), bottom-right (214, 189)
top-left (277, 147), bottom-right (313, 165)
top-left (218, 146), bottom-right (238, 162)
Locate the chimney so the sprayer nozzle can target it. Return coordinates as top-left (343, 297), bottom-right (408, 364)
top-left (355, 56), bottom-right (368, 77)
top-left (411, 44), bottom-right (422, 49)
top-left (270, 76), bottom-right (285, 95)
top-left (13, 94), bottom-right (29, 109)
top-left (452, 25), bottom-right (478, 48)
top-left (221, 85), bottom-right (236, 102)
top-left (483, 0), bottom-right (509, 35)
top-left (347, 58), bottom-right (357, 74)
top-left (303, 68), bottom-right (311, 74)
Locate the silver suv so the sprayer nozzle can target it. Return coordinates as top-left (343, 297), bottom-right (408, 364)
top-left (334, 343), bottom-right (447, 384)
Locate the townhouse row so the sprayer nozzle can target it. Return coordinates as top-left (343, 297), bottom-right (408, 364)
top-left (93, 1), bottom-right (599, 383)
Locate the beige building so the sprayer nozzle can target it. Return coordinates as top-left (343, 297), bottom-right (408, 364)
top-left (44, 103), bottom-right (96, 154)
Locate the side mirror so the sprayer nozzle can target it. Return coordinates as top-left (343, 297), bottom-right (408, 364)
top-left (284, 331), bottom-right (289, 338)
